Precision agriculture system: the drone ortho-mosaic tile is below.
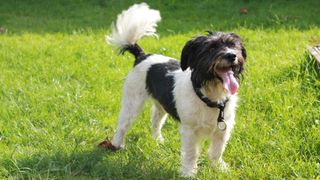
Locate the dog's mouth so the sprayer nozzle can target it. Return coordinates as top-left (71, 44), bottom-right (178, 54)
top-left (215, 65), bottom-right (239, 95)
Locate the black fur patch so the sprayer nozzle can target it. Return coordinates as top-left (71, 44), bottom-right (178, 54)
top-left (146, 60), bottom-right (181, 120)
top-left (134, 54), bottom-right (151, 67)
top-left (180, 32), bottom-right (246, 86)
top-left (120, 43), bottom-right (151, 66)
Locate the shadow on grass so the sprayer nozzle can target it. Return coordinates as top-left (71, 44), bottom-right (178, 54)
top-left (4, 147), bottom-right (177, 179)
top-left (1, 0), bottom-right (320, 35)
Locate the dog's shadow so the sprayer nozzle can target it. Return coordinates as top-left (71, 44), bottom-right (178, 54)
top-left (8, 145), bottom-right (178, 179)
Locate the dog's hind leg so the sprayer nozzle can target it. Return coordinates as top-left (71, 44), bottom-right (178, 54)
top-left (111, 75), bottom-right (149, 149)
top-left (151, 101), bottom-right (167, 142)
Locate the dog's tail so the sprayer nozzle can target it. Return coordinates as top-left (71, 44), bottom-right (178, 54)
top-left (106, 3), bottom-right (161, 63)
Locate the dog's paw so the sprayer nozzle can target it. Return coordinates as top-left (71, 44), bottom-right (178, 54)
top-left (180, 164), bottom-right (198, 178)
top-left (212, 160), bottom-right (229, 172)
top-left (152, 133), bottom-right (164, 143)
top-left (219, 161), bottom-right (229, 172)
top-left (180, 169), bottom-right (197, 178)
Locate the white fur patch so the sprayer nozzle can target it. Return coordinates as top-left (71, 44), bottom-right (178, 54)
top-left (106, 3), bottom-right (161, 48)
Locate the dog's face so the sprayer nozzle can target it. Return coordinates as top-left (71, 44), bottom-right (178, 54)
top-left (181, 32), bottom-right (246, 94)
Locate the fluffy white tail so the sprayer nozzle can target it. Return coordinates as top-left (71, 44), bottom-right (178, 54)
top-left (106, 3), bottom-right (161, 48)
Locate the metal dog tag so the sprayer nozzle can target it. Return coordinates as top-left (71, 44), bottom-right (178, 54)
top-left (218, 121), bottom-right (227, 131)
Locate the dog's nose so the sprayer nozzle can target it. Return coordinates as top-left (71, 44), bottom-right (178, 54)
top-left (225, 53), bottom-right (236, 62)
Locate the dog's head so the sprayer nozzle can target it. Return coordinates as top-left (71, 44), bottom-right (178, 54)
top-left (181, 31), bottom-right (246, 94)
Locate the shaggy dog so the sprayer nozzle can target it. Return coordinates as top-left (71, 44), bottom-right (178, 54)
top-left (100, 3), bottom-right (246, 177)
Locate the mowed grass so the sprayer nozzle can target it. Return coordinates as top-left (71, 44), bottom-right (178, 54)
top-left (0, 0), bottom-right (320, 179)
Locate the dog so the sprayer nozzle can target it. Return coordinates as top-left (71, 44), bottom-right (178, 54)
top-left (100, 3), bottom-right (246, 177)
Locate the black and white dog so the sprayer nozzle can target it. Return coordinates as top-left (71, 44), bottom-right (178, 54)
top-left (102, 3), bottom-right (246, 177)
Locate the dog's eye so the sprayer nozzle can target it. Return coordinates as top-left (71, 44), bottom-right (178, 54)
top-left (227, 42), bottom-right (235, 47)
top-left (210, 42), bottom-right (220, 49)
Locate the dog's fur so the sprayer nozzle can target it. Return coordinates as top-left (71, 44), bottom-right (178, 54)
top-left (105, 3), bottom-right (246, 177)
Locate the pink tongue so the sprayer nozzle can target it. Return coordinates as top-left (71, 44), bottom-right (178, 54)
top-left (220, 70), bottom-right (239, 95)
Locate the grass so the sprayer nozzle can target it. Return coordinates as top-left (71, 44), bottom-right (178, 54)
top-left (0, 0), bottom-right (320, 179)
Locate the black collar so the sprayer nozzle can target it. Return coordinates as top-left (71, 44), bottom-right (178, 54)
top-left (192, 82), bottom-right (229, 130)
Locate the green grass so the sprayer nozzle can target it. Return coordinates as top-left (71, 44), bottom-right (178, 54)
top-left (0, 0), bottom-right (320, 179)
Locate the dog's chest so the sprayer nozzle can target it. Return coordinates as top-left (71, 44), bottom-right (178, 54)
top-left (174, 82), bottom-right (236, 134)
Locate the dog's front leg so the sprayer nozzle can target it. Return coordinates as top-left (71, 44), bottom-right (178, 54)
top-left (208, 130), bottom-right (231, 172)
top-left (180, 126), bottom-right (200, 177)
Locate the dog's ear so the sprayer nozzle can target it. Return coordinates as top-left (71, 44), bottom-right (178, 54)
top-left (181, 37), bottom-right (204, 71)
top-left (181, 39), bottom-right (195, 71)
top-left (181, 34), bottom-right (217, 71)
top-left (241, 46), bottom-right (247, 60)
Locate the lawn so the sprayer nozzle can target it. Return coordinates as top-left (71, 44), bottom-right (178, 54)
top-left (0, 0), bottom-right (319, 179)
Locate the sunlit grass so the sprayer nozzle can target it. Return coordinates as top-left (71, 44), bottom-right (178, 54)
top-left (0, 0), bottom-right (319, 179)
